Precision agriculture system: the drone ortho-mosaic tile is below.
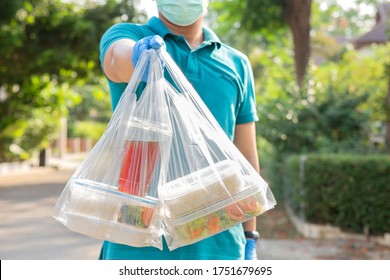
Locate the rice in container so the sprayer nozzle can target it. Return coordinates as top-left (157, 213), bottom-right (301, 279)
top-left (159, 160), bottom-right (246, 218)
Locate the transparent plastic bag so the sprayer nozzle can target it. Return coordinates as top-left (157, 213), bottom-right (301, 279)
top-left (53, 49), bottom-right (172, 250)
top-left (53, 48), bottom-right (276, 251)
top-left (156, 50), bottom-right (277, 250)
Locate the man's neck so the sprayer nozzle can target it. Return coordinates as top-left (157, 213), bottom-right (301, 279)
top-left (158, 13), bottom-right (204, 49)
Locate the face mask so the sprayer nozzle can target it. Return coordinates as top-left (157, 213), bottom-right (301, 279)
top-left (156, 0), bottom-right (209, 26)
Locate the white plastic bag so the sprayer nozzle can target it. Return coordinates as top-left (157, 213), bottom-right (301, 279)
top-left (156, 50), bottom-right (276, 250)
top-left (53, 49), bottom-right (172, 250)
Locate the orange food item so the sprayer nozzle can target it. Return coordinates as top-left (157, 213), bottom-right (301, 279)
top-left (226, 204), bottom-right (245, 221)
top-left (141, 207), bottom-right (154, 227)
top-left (207, 216), bottom-right (221, 234)
top-left (237, 197), bottom-right (260, 214)
top-left (188, 227), bottom-right (203, 239)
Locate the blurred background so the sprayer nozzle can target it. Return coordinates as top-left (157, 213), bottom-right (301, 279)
top-left (0, 0), bottom-right (389, 260)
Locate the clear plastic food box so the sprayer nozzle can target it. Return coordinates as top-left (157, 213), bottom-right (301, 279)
top-left (162, 175), bottom-right (270, 249)
top-left (159, 160), bottom-right (246, 218)
top-left (61, 179), bottom-right (160, 247)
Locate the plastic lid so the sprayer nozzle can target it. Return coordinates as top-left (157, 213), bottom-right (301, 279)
top-left (72, 179), bottom-right (159, 207)
top-left (159, 160), bottom-right (243, 201)
top-left (124, 117), bottom-right (172, 135)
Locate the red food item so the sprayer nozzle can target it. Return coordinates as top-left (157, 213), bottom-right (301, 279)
top-left (118, 141), bottom-right (160, 196)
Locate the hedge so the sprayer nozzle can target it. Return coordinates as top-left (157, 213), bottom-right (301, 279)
top-left (284, 154), bottom-right (390, 235)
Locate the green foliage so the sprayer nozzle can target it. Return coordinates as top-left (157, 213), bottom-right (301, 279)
top-left (0, 75), bottom-right (69, 161)
top-left (0, 0), bottom-right (24, 23)
top-left (257, 44), bottom-right (389, 156)
top-left (0, 107), bottom-right (60, 161)
top-left (210, 0), bottom-right (286, 36)
top-left (208, 0), bottom-right (289, 52)
top-left (67, 79), bottom-right (112, 123)
top-left (0, 0), bottom-right (142, 162)
top-left (0, 0), bottom-right (141, 83)
top-left (313, 44), bottom-right (390, 124)
top-left (68, 121), bottom-right (107, 141)
top-left (65, 78), bottom-right (112, 143)
top-left (257, 136), bottom-right (285, 202)
top-left (284, 154), bottom-right (390, 235)
top-left (262, 88), bottom-right (371, 154)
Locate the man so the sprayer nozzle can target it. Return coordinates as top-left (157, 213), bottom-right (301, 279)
top-left (99, 0), bottom-right (260, 260)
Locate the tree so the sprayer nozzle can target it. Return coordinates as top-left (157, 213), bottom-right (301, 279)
top-left (0, 0), bottom-right (24, 23)
top-left (256, 44), bottom-right (389, 155)
top-left (285, 0), bottom-right (312, 88)
top-left (0, 0), bottom-right (143, 161)
top-left (210, 0), bottom-right (312, 88)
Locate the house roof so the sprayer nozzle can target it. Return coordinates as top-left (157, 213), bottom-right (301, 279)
top-left (352, 2), bottom-right (389, 49)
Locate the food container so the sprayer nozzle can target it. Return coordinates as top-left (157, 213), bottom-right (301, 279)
top-left (159, 160), bottom-right (246, 218)
top-left (62, 179), bottom-right (159, 247)
top-left (162, 175), bottom-right (270, 249)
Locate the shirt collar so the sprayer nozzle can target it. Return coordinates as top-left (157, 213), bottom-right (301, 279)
top-left (146, 17), bottom-right (222, 48)
top-left (202, 26), bottom-right (222, 48)
top-left (146, 17), bottom-right (173, 37)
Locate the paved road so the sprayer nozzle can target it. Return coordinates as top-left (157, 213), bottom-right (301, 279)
top-left (0, 168), bottom-right (102, 260)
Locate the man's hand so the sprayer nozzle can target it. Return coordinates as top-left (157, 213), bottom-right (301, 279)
top-left (245, 239), bottom-right (258, 260)
top-left (131, 35), bottom-right (165, 81)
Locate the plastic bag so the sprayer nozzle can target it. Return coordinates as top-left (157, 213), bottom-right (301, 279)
top-left (53, 49), bottom-right (172, 250)
top-left (53, 48), bottom-right (276, 251)
top-left (155, 50), bottom-right (276, 250)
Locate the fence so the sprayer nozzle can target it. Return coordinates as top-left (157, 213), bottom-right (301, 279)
top-left (66, 137), bottom-right (94, 154)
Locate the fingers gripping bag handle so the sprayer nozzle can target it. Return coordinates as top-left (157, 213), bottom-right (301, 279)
top-left (156, 49), bottom-right (277, 250)
top-left (52, 49), bottom-right (172, 250)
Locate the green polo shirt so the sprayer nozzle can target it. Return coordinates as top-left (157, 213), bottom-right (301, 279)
top-left (99, 17), bottom-right (258, 260)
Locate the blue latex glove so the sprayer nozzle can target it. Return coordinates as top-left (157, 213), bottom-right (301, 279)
top-left (131, 35), bottom-right (165, 81)
top-left (245, 239), bottom-right (258, 260)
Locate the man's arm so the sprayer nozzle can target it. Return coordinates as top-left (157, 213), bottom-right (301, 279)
top-left (233, 122), bottom-right (260, 232)
top-left (102, 38), bottom-right (136, 83)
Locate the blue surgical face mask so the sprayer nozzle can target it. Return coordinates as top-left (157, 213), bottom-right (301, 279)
top-left (156, 0), bottom-right (209, 26)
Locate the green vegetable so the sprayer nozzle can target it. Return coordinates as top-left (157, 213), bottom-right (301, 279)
top-left (117, 204), bottom-right (147, 228)
top-left (175, 204), bottom-right (255, 241)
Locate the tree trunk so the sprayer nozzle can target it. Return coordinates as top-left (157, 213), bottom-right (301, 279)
top-left (39, 149), bottom-right (46, 167)
top-left (284, 0), bottom-right (312, 88)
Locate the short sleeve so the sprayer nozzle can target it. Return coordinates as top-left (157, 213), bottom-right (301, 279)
top-left (99, 23), bottom-right (145, 71)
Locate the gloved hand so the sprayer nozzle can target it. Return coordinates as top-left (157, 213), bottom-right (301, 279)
top-left (245, 239), bottom-right (258, 260)
top-left (131, 35), bottom-right (165, 82)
